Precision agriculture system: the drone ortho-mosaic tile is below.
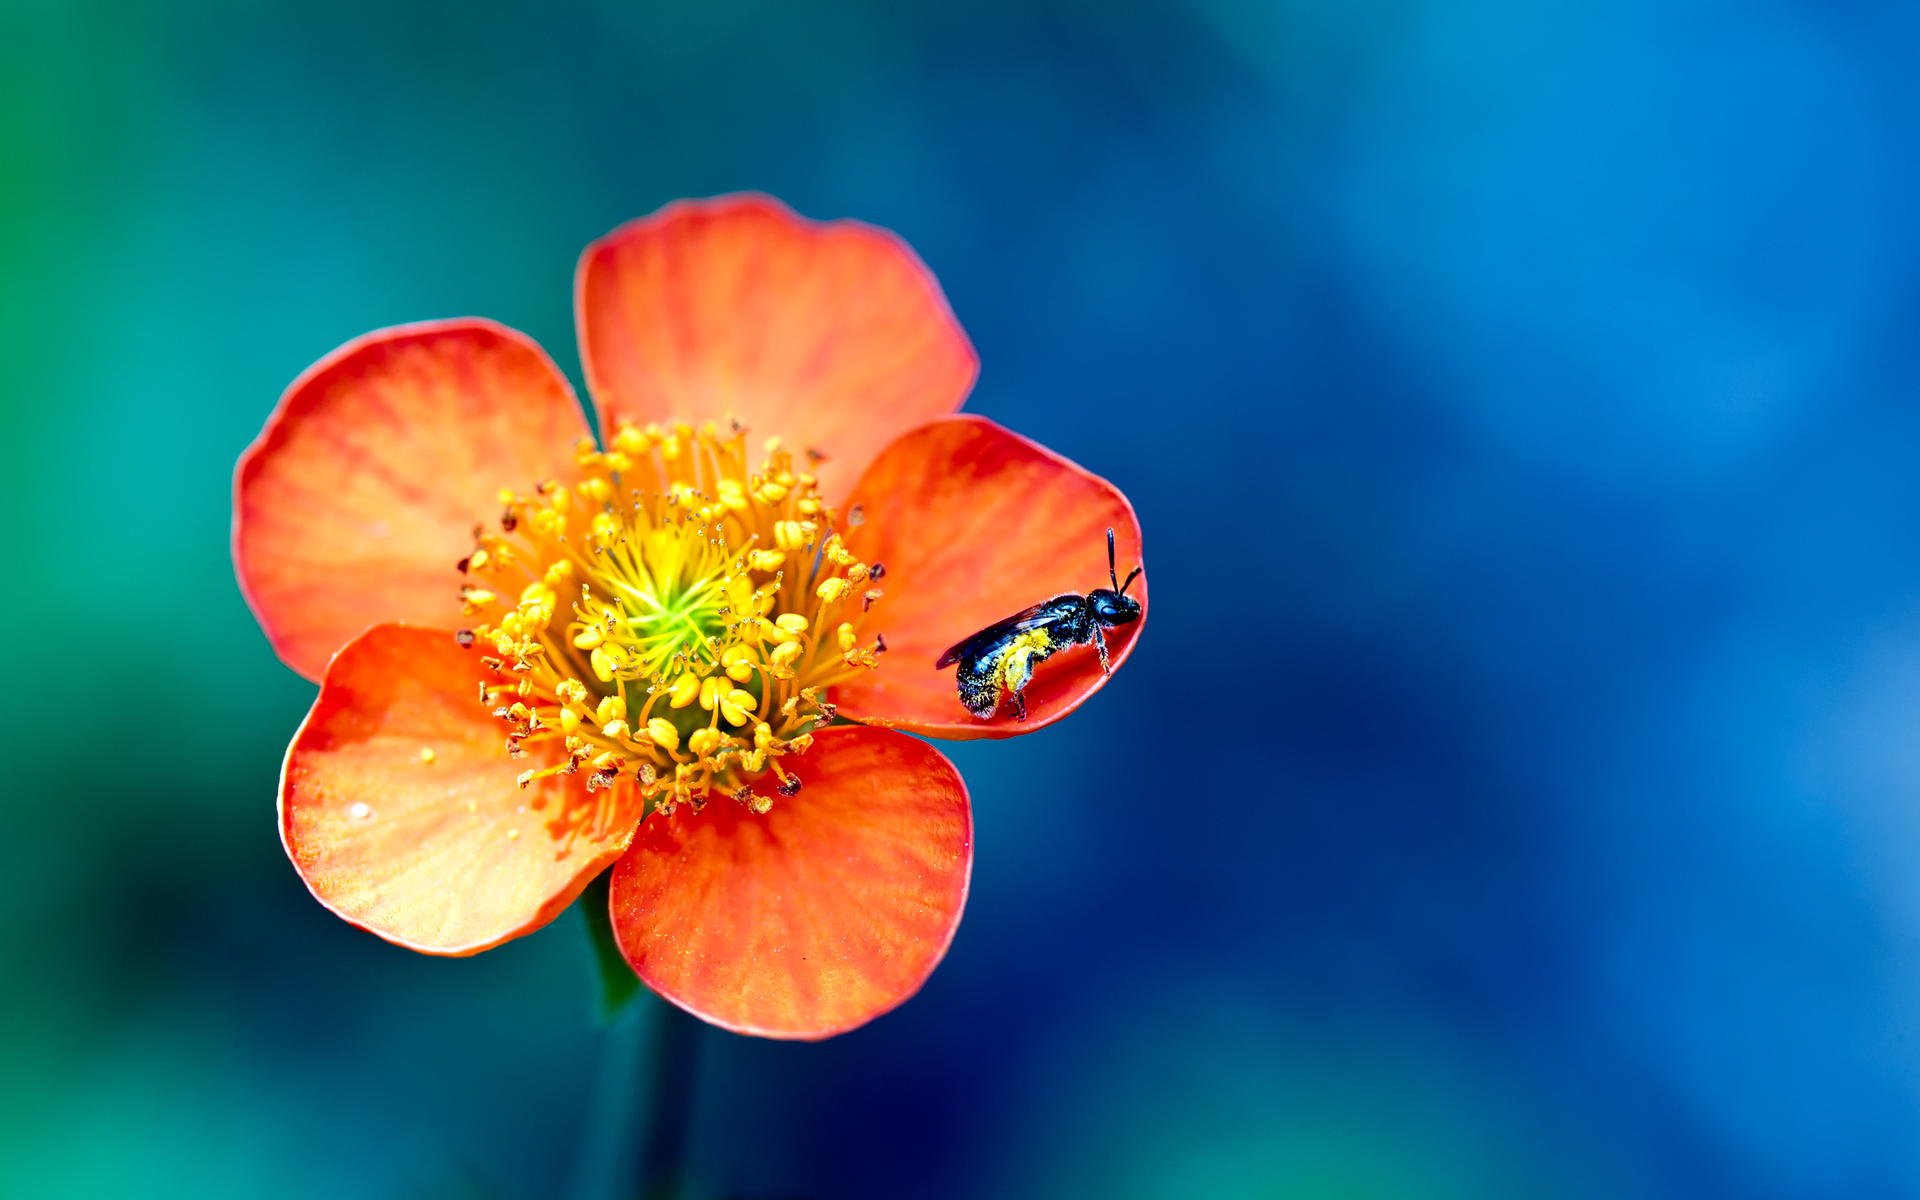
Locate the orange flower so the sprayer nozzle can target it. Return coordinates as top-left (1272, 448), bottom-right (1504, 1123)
top-left (233, 195), bottom-right (1147, 1039)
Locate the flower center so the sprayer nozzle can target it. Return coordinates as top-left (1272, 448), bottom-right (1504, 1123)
top-left (457, 419), bottom-right (887, 820)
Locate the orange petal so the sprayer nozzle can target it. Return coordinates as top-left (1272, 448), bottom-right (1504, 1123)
top-left (281, 623), bottom-right (643, 956)
top-left (608, 726), bottom-right (971, 1040)
top-left (835, 415), bottom-right (1147, 739)
top-left (575, 194), bottom-right (978, 501)
top-left (235, 319), bottom-right (591, 681)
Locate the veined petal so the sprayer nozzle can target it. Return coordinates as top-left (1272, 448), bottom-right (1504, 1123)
top-left (235, 319), bottom-right (591, 681)
top-left (836, 416), bottom-right (1147, 739)
top-left (608, 726), bottom-right (971, 1040)
top-left (282, 624), bottom-right (642, 956)
top-left (576, 194), bottom-right (977, 502)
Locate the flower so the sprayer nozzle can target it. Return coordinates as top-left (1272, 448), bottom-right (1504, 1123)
top-left (234, 195), bottom-right (1147, 1039)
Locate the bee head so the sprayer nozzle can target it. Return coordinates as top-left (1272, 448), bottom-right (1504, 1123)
top-left (1088, 588), bottom-right (1141, 628)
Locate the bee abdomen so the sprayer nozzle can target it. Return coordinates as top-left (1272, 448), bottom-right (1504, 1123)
top-left (956, 656), bottom-right (1001, 718)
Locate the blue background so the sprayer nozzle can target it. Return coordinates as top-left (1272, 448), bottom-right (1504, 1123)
top-left (5, 0), bottom-right (1920, 1196)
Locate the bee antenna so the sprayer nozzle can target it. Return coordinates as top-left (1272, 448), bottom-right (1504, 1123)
top-left (1120, 566), bottom-right (1141, 595)
top-left (1106, 527), bottom-right (1118, 590)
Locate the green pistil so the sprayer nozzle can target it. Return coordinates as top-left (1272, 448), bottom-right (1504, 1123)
top-left (610, 573), bottom-right (724, 675)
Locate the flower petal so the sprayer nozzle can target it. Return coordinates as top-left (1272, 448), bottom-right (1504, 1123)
top-left (575, 194), bottom-right (977, 501)
top-left (235, 319), bottom-right (591, 681)
top-left (281, 623), bottom-right (643, 956)
top-left (608, 726), bottom-right (972, 1040)
top-left (835, 415), bottom-right (1147, 739)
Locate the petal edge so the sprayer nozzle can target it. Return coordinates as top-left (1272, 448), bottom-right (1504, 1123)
top-left (281, 623), bottom-right (642, 956)
top-left (576, 194), bottom-right (977, 502)
top-left (608, 725), bottom-right (972, 1039)
top-left (235, 319), bottom-right (591, 680)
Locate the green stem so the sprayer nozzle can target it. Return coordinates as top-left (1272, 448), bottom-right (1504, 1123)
top-left (638, 1000), bottom-right (702, 1200)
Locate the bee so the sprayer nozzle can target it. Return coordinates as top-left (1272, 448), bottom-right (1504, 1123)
top-left (936, 527), bottom-right (1143, 721)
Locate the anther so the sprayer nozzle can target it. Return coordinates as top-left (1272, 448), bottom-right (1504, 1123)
top-left (868, 563), bottom-right (885, 580)
top-left (646, 718), bottom-right (681, 754)
top-left (778, 775), bottom-right (803, 797)
top-left (455, 629), bottom-right (475, 648)
top-left (720, 688), bottom-right (756, 726)
top-left (722, 645), bottom-right (756, 682)
top-left (668, 673), bottom-right (700, 708)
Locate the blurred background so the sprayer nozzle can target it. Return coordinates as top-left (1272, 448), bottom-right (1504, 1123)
top-left (5, 0), bottom-right (1920, 1196)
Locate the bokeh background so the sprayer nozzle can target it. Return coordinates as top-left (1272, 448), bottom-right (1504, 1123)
top-left (6, 0), bottom-right (1920, 1196)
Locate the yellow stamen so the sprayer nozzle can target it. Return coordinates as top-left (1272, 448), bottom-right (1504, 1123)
top-left (668, 673), bottom-right (700, 708)
top-left (646, 718), bottom-right (681, 754)
top-left (460, 417), bottom-right (885, 822)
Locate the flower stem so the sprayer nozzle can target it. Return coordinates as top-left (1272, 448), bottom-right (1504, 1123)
top-left (638, 999), bottom-right (702, 1200)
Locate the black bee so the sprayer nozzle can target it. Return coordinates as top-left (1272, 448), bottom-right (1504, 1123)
top-left (936, 528), bottom-right (1143, 721)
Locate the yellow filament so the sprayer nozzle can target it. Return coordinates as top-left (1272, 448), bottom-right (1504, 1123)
top-left (458, 419), bottom-right (886, 821)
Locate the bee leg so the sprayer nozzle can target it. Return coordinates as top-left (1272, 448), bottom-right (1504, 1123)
top-left (1094, 624), bottom-right (1111, 675)
top-left (1000, 644), bottom-right (1039, 722)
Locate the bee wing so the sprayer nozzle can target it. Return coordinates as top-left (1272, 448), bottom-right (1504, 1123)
top-left (935, 602), bottom-right (1060, 669)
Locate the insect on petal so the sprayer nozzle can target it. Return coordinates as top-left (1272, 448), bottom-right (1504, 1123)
top-left (834, 415), bottom-right (1147, 739)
